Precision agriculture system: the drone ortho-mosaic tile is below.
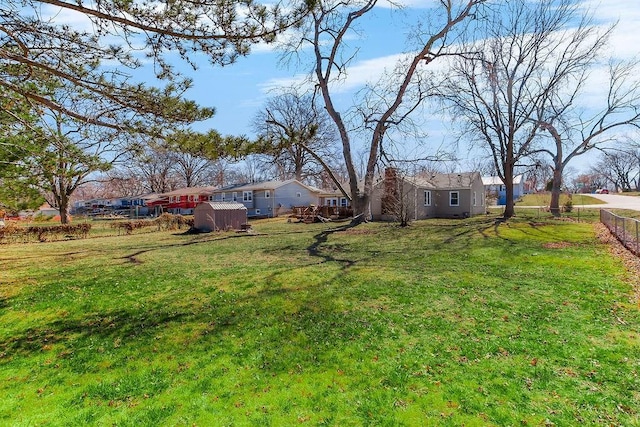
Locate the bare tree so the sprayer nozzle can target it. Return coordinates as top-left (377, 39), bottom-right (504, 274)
top-left (595, 140), bottom-right (640, 192)
top-left (441, 0), bottom-right (610, 218)
top-left (170, 152), bottom-right (218, 188)
top-left (380, 168), bottom-right (415, 227)
top-left (282, 0), bottom-right (484, 222)
top-left (101, 172), bottom-right (148, 198)
top-left (252, 90), bottom-right (339, 184)
top-left (536, 59), bottom-right (640, 213)
top-left (126, 146), bottom-right (182, 194)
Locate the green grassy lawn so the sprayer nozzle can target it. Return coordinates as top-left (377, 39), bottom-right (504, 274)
top-left (516, 193), bottom-right (605, 207)
top-left (1, 217), bottom-right (639, 426)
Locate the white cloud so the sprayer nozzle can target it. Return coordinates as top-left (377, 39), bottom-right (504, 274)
top-left (259, 52), bottom-right (409, 94)
top-left (578, 0), bottom-right (640, 59)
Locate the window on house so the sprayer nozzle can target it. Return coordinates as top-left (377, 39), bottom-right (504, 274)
top-left (340, 198), bottom-right (348, 207)
top-left (208, 195), bottom-right (213, 201)
top-left (265, 190), bottom-right (270, 198)
top-left (473, 191), bottom-right (477, 206)
top-left (232, 192), bottom-right (238, 202)
top-left (424, 190), bottom-right (432, 206)
top-left (296, 192), bottom-right (302, 198)
top-left (450, 191), bottom-right (460, 206)
top-left (243, 191), bottom-right (253, 202)
top-left (221, 192), bottom-right (225, 201)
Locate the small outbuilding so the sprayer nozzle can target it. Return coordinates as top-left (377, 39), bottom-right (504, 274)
top-left (193, 202), bottom-right (247, 232)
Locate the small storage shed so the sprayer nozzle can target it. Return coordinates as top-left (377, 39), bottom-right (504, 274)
top-left (193, 202), bottom-right (247, 232)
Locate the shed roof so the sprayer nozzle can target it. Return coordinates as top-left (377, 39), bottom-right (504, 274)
top-left (197, 202), bottom-right (247, 210)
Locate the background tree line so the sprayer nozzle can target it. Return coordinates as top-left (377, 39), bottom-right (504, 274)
top-left (2, 0), bottom-right (640, 224)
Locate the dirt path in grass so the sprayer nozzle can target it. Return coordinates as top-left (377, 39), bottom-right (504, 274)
top-left (595, 223), bottom-right (640, 306)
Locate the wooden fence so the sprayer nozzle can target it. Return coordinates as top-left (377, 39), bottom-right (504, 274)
top-left (600, 209), bottom-right (640, 257)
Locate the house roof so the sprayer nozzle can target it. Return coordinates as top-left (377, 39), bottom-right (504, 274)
top-left (197, 202), bottom-right (246, 210)
top-left (211, 179), bottom-right (323, 194)
top-left (430, 172), bottom-right (481, 189)
top-left (402, 172), bottom-right (480, 190)
top-left (160, 186), bottom-right (218, 196)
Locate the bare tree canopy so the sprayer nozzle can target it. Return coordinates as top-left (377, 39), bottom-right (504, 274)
top-left (281, 0), bottom-right (484, 222)
top-left (536, 58), bottom-right (640, 214)
top-left (1, 0), bottom-right (313, 130)
top-left (252, 90), bottom-right (340, 185)
top-left (440, 0), bottom-right (617, 218)
top-left (594, 139), bottom-right (640, 192)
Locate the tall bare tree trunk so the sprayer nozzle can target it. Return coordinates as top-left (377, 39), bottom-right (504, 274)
top-left (549, 166), bottom-right (563, 217)
top-left (503, 141), bottom-right (516, 218)
top-left (59, 194), bottom-right (70, 224)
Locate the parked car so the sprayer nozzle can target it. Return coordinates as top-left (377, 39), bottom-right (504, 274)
top-left (595, 188), bottom-right (609, 194)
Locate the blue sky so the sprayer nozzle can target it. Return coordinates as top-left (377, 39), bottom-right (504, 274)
top-left (185, 0), bottom-right (640, 173)
top-left (45, 0), bottom-right (640, 174)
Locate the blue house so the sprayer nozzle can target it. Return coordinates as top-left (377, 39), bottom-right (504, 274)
top-left (482, 175), bottom-right (525, 205)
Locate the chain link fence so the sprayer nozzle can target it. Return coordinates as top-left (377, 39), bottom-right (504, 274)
top-left (600, 210), bottom-right (640, 257)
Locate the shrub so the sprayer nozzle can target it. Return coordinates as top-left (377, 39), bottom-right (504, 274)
top-left (22, 223), bottom-right (92, 242)
top-left (154, 213), bottom-right (193, 230)
top-left (563, 196), bottom-right (573, 213)
top-left (0, 221), bottom-right (21, 243)
top-left (111, 220), bottom-right (152, 235)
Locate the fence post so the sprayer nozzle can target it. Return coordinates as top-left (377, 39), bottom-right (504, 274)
top-left (636, 220), bottom-right (639, 255)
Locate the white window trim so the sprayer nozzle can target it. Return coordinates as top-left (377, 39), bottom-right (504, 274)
top-left (243, 191), bottom-right (253, 202)
top-left (424, 190), bottom-right (432, 206)
top-left (265, 190), bottom-right (270, 198)
top-left (473, 191), bottom-right (477, 207)
top-left (449, 191), bottom-right (460, 207)
top-left (232, 192), bottom-right (238, 202)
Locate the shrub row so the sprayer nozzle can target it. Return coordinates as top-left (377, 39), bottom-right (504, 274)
top-left (0, 222), bottom-right (92, 242)
top-left (111, 213), bottom-right (193, 235)
top-left (0, 213), bottom-right (194, 243)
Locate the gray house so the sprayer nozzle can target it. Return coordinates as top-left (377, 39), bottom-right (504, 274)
top-left (207, 180), bottom-right (323, 217)
top-left (371, 169), bottom-right (485, 220)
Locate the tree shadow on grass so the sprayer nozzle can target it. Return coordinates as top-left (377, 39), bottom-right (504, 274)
top-left (441, 217), bottom-right (513, 245)
top-left (306, 222), bottom-right (359, 269)
top-left (120, 232), bottom-right (259, 264)
top-left (0, 273), bottom-right (378, 376)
